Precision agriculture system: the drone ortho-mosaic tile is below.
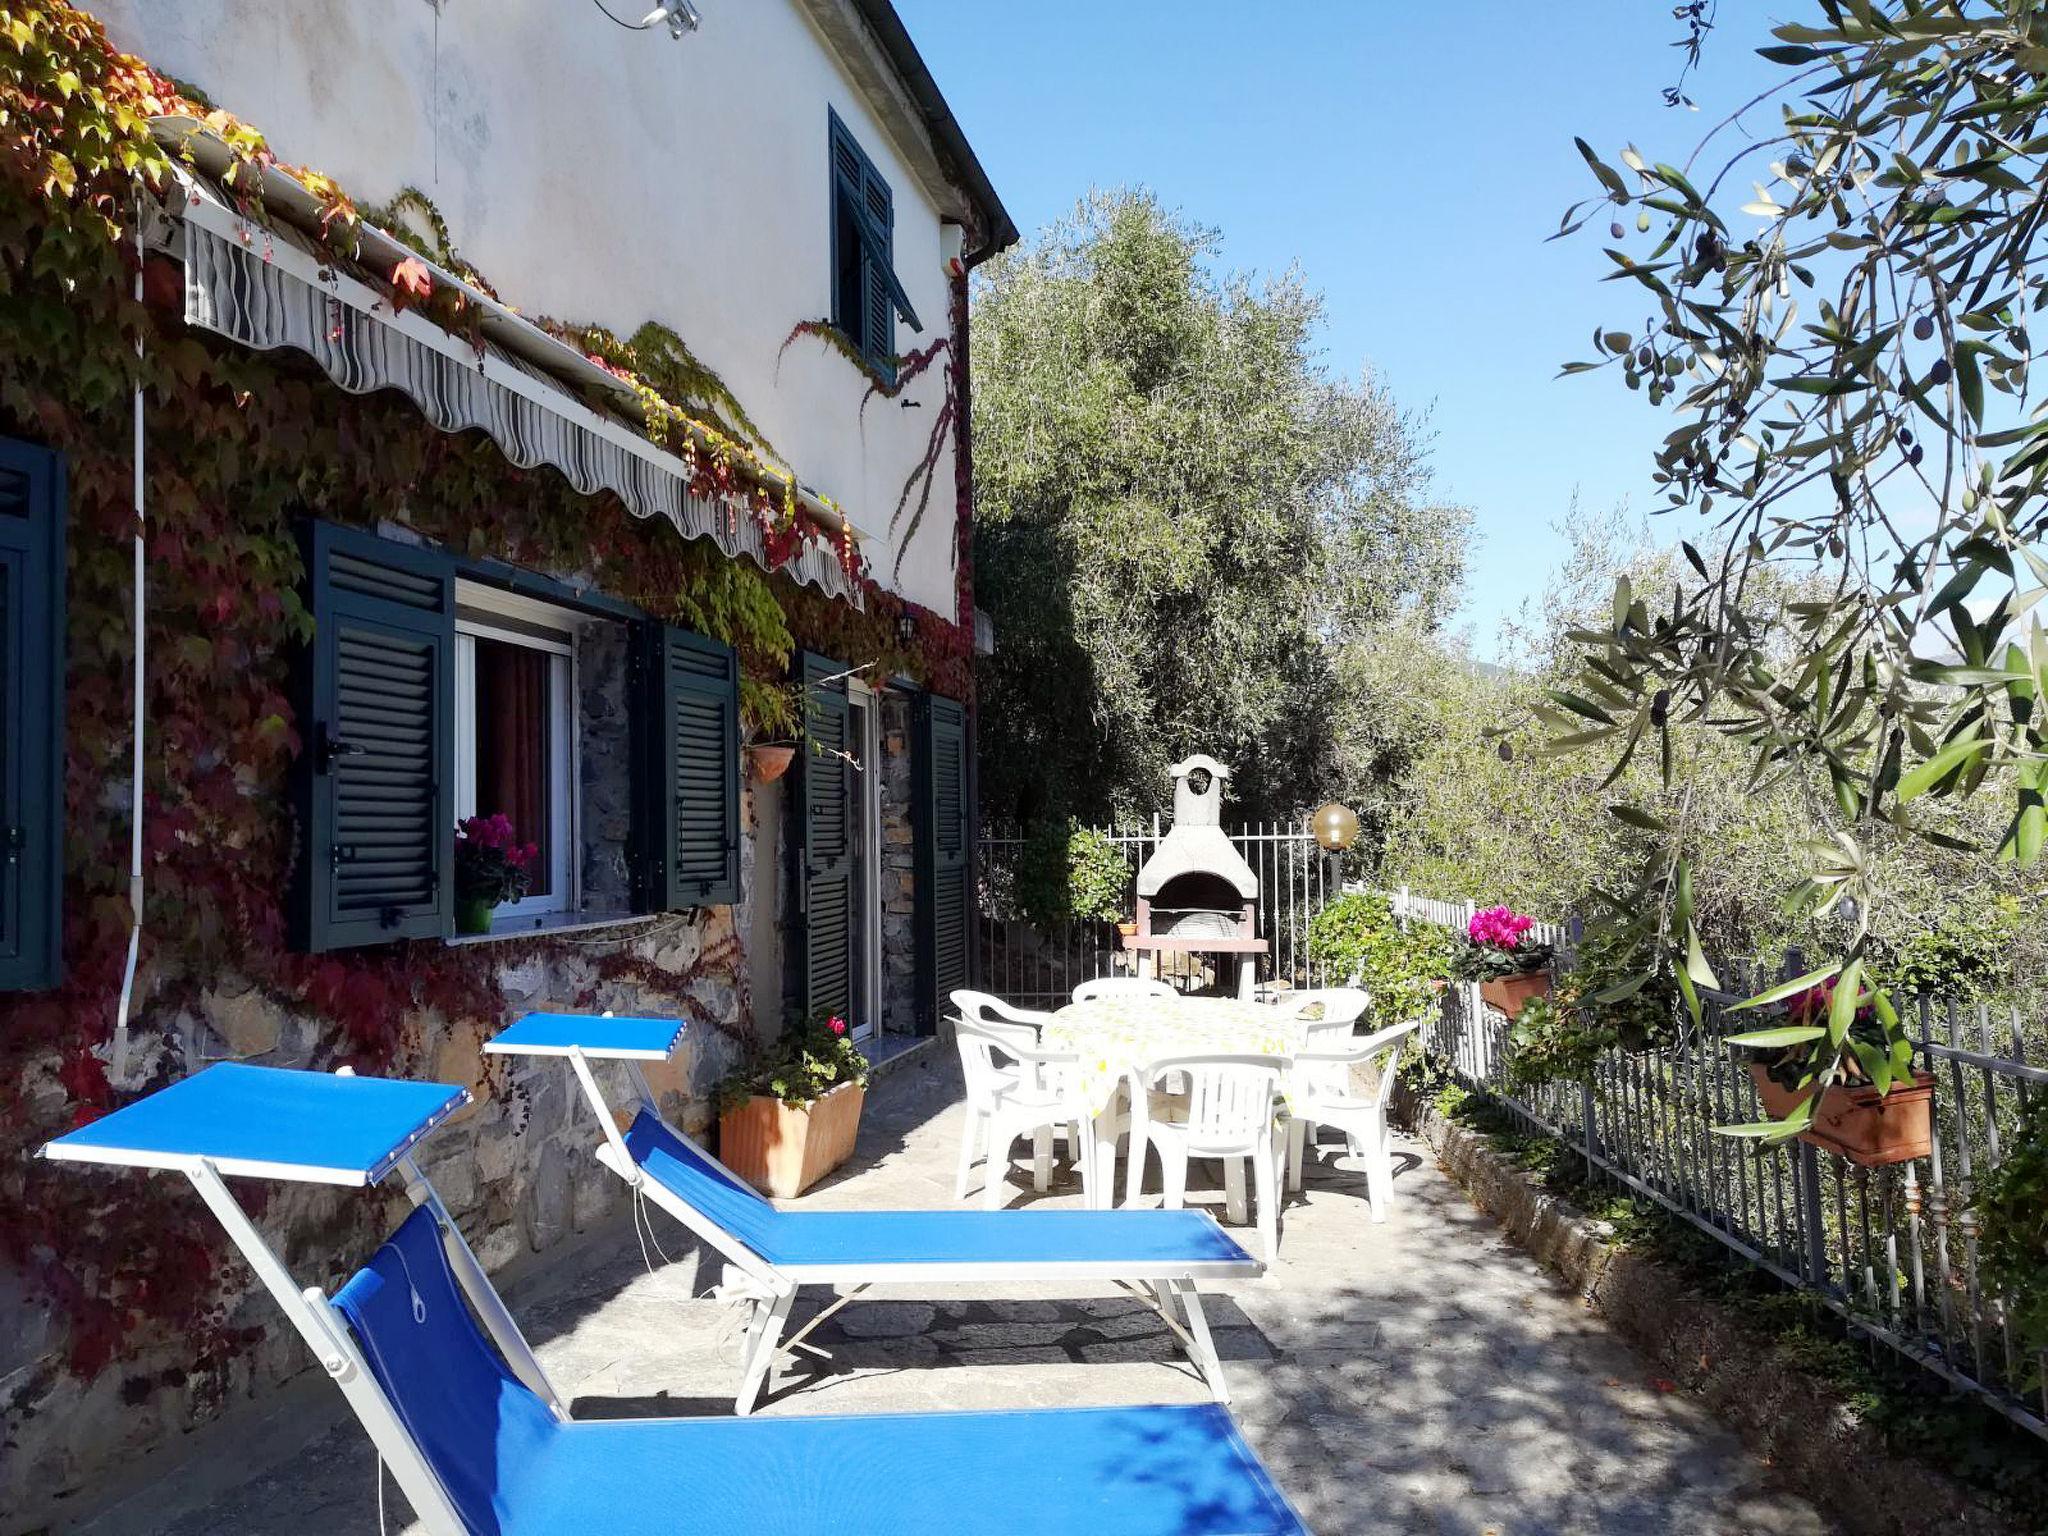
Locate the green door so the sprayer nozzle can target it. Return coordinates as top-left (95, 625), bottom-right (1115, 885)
top-left (795, 652), bottom-right (855, 1022)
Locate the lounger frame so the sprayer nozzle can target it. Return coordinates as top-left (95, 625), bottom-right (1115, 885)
top-left (44, 1064), bottom-right (1308, 1536)
top-left (520, 1036), bottom-right (1248, 1413)
top-left (46, 1125), bottom-right (549, 1536)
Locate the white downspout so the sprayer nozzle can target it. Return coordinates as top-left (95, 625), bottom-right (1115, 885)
top-left (111, 202), bottom-right (147, 1081)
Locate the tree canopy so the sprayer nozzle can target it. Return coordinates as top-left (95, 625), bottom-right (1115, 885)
top-left (970, 189), bottom-right (1469, 828)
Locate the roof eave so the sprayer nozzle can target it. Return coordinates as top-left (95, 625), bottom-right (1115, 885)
top-left (839, 0), bottom-right (1017, 265)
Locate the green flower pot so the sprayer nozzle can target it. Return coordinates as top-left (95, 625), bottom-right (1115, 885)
top-left (456, 895), bottom-right (495, 935)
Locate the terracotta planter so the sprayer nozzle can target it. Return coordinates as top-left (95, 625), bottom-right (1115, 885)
top-left (718, 1079), bottom-right (865, 1197)
top-left (1480, 970), bottom-right (1550, 1020)
top-left (747, 744), bottom-right (796, 784)
top-left (1747, 1063), bottom-right (1936, 1167)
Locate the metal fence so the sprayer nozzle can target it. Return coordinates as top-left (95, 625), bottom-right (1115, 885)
top-left (977, 824), bottom-right (1337, 1008)
top-left (1391, 888), bottom-right (2048, 1442)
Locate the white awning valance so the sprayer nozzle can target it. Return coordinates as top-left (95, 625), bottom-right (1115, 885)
top-left (154, 122), bottom-right (863, 607)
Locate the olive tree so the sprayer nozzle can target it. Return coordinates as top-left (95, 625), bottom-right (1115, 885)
top-left (1555, 1), bottom-right (2048, 1134)
top-left (971, 189), bottom-right (1470, 828)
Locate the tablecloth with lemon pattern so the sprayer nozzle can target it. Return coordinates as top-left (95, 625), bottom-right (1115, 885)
top-left (1044, 997), bottom-right (1315, 1115)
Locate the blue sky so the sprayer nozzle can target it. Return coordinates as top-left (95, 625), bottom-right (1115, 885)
top-left (893, 2), bottom-right (1781, 659)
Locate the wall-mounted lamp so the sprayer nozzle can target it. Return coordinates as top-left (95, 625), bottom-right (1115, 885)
top-left (651, 1), bottom-right (702, 37)
top-left (594, 0), bottom-right (701, 39)
top-left (896, 614), bottom-right (918, 644)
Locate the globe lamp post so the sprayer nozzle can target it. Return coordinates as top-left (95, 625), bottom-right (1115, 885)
top-left (1310, 801), bottom-right (1359, 892)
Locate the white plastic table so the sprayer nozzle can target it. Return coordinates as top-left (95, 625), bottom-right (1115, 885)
top-left (1044, 997), bottom-right (1315, 1208)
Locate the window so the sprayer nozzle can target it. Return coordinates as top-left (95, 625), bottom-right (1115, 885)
top-left (454, 584), bottom-right (577, 919)
top-left (829, 109), bottom-right (922, 380)
top-left (0, 435), bottom-right (65, 992)
top-left (297, 520), bottom-right (740, 952)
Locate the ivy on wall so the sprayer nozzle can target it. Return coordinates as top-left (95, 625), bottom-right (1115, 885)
top-left (779, 317), bottom-right (962, 576)
top-left (0, 0), bottom-right (975, 1396)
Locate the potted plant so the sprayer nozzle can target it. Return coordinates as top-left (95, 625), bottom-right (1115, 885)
top-left (715, 1010), bottom-right (870, 1197)
top-left (452, 814), bottom-right (538, 935)
top-left (1453, 905), bottom-right (1555, 1018)
top-left (747, 741), bottom-right (797, 783)
top-left (743, 680), bottom-right (801, 783)
top-left (1737, 980), bottom-right (1935, 1166)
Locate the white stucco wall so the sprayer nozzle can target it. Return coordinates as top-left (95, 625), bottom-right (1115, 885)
top-left (90, 0), bottom-right (965, 616)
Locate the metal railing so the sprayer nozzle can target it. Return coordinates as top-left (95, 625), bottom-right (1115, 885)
top-left (1391, 888), bottom-right (2047, 1442)
top-left (977, 824), bottom-right (1336, 1007)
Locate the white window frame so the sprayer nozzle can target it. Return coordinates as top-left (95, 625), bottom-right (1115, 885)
top-left (453, 582), bottom-right (580, 920)
top-left (847, 678), bottom-right (884, 1042)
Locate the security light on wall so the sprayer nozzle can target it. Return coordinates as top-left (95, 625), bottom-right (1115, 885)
top-left (648, 1), bottom-right (701, 37)
top-left (593, 0), bottom-right (701, 38)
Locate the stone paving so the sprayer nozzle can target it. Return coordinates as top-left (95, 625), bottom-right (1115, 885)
top-left (80, 1048), bottom-right (1832, 1536)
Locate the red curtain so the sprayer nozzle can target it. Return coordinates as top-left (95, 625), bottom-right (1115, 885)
top-left (474, 639), bottom-right (551, 896)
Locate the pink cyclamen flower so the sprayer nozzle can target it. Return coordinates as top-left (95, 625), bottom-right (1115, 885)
top-left (827, 1016), bottom-right (848, 1036)
top-left (1468, 905), bottom-right (1535, 949)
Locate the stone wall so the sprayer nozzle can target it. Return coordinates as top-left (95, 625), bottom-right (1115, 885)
top-left (8, 581), bottom-right (767, 1529)
top-left (577, 620), bottom-right (634, 913)
top-left (10, 910), bottom-right (758, 1532)
top-left (878, 691), bottom-right (918, 1033)
top-left (1409, 1099), bottom-right (2037, 1536)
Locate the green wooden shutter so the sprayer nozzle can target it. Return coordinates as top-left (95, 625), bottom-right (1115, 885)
top-left (299, 522), bottom-right (454, 951)
top-left (635, 624), bottom-right (739, 909)
top-left (795, 651), bottom-right (855, 1022)
top-left (0, 436), bottom-right (65, 992)
top-left (828, 110), bottom-right (916, 381)
top-left (913, 694), bottom-right (973, 1034)
top-left (862, 164), bottom-right (897, 377)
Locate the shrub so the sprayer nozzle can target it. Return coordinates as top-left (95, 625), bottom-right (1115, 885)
top-left (1011, 820), bottom-right (1133, 927)
top-left (1500, 989), bottom-right (1611, 1093)
top-left (1306, 892), bottom-right (1457, 1023)
top-left (1499, 915), bottom-right (1680, 1091)
top-left (1873, 897), bottom-right (2024, 1003)
top-left (1977, 1099), bottom-right (2048, 1377)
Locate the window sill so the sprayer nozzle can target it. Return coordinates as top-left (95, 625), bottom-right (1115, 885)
top-left (445, 910), bottom-right (652, 947)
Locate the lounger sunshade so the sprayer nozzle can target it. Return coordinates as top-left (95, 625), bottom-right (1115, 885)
top-left (44, 1064), bottom-right (1309, 1536)
top-left (489, 1012), bottom-right (1260, 1413)
top-left (44, 1061), bottom-right (469, 1184)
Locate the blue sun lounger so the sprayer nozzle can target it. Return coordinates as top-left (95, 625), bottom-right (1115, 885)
top-left (44, 1064), bottom-right (1309, 1536)
top-left (486, 1013), bottom-right (1261, 1413)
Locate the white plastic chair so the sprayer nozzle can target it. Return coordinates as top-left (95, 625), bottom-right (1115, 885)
top-left (950, 988), bottom-right (1055, 1032)
top-left (1273, 987), bottom-right (1370, 1027)
top-left (1072, 976), bottom-right (1178, 1004)
top-left (955, 1021), bottom-right (1126, 1209)
top-left (1127, 1053), bottom-right (1288, 1263)
top-left (951, 991), bottom-right (1064, 1194)
top-left (1284, 1018), bottom-right (1422, 1219)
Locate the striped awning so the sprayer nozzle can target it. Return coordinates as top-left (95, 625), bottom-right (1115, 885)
top-left (159, 137), bottom-right (862, 607)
